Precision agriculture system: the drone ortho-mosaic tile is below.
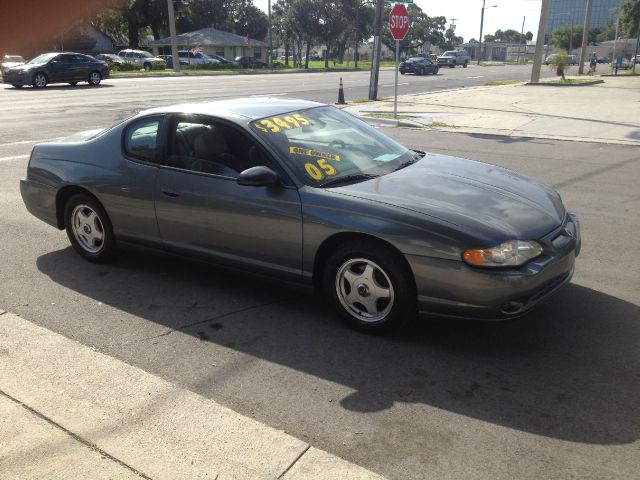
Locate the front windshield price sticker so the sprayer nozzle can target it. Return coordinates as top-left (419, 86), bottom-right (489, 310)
top-left (289, 147), bottom-right (341, 162)
top-left (253, 113), bottom-right (312, 133)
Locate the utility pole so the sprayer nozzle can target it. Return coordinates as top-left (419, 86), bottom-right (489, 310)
top-left (611, 7), bottom-right (620, 74)
top-left (531, 0), bottom-right (551, 83)
top-left (633, 15), bottom-right (640, 74)
top-left (578, 0), bottom-right (593, 74)
top-left (368, 0), bottom-right (384, 100)
top-left (166, 0), bottom-right (180, 72)
top-left (478, 1), bottom-right (486, 65)
top-left (355, 1), bottom-right (360, 69)
top-left (520, 15), bottom-right (525, 63)
top-left (268, 0), bottom-right (272, 67)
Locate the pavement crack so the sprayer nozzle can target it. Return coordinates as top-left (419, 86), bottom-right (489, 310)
top-left (278, 444), bottom-right (311, 479)
top-left (149, 299), bottom-right (288, 339)
top-left (0, 389), bottom-right (155, 480)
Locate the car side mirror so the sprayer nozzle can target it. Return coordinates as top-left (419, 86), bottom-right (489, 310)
top-left (237, 166), bottom-right (280, 187)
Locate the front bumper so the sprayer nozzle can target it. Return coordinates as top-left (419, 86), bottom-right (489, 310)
top-left (2, 70), bottom-right (30, 86)
top-left (408, 213), bottom-right (581, 320)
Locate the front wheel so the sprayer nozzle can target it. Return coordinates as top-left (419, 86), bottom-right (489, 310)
top-left (463, 61), bottom-right (468, 68)
top-left (32, 73), bottom-right (47, 88)
top-left (449, 64), bottom-right (455, 68)
top-left (88, 71), bottom-right (102, 86)
top-left (433, 67), bottom-right (439, 75)
top-left (64, 193), bottom-right (115, 262)
top-left (143, 63), bottom-right (151, 71)
top-left (322, 241), bottom-right (416, 333)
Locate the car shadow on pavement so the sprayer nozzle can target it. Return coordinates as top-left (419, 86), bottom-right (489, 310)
top-left (5, 84), bottom-right (114, 91)
top-left (36, 246), bottom-right (639, 446)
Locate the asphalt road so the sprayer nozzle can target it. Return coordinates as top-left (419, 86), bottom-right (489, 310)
top-left (1, 68), bottom-right (638, 479)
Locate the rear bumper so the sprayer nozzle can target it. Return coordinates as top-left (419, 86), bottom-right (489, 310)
top-left (20, 178), bottom-right (60, 229)
top-left (408, 213), bottom-right (580, 320)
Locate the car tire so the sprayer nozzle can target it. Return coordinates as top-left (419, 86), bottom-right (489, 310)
top-left (433, 67), bottom-right (439, 75)
top-left (32, 73), bottom-right (47, 88)
top-left (449, 64), bottom-right (455, 68)
top-left (400, 71), bottom-right (405, 75)
top-left (144, 63), bottom-right (151, 71)
top-left (69, 81), bottom-right (78, 86)
top-left (64, 193), bottom-right (115, 263)
top-left (419, 67), bottom-right (425, 75)
top-left (322, 240), bottom-right (416, 333)
top-left (463, 61), bottom-right (468, 68)
top-left (12, 84), bottom-right (23, 89)
top-left (88, 71), bottom-right (102, 86)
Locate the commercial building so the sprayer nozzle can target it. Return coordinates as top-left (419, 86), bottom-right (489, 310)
top-left (545, 0), bottom-right (623, 33)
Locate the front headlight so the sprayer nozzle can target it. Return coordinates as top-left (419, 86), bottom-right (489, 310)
top-left (463, 240), bottom-right (543, 268)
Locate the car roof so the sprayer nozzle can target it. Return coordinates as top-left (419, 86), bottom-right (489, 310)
top-left (137, 97), bottom-right (324, 121)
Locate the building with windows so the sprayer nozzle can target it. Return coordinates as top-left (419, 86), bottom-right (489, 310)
top-left (545, 0), bottom-right (623, 34)
top-left (149, 27), bottom-right (268, 62)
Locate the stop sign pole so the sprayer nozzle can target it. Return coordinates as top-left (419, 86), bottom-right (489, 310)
top-left (390, 4), bottom-right (409, 117)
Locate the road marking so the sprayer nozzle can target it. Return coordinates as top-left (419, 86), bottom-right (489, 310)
top-left (467, 75), bottom-right (485, 79)
top-left (250, 93), bottom-right (288, 97)
top-left (0, 138), bottom-right (62, 147)
top-left (0, 154), bottom-right (29, 162)
top-left (382, 82), bottom-right (409, 86)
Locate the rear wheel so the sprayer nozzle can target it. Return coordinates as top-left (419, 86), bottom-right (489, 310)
top-left (88, 71), bottom-right (102, 86)
top-left (322, 241), bottom-right (416, 333)
top-left (64, 193), bottom-right (115, 262)
top-left (32, 73), bottom-right (47, 88)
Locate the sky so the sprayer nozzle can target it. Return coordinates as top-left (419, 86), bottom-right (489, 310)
top-left (252, 0), bottom-right (545, 44)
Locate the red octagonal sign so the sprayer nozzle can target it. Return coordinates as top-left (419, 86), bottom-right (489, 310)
top-left (389, 4), bottom-right (410, 41)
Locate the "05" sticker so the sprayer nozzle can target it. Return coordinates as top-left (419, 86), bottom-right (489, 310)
top-left (305, 159), bottom-right (337, 180)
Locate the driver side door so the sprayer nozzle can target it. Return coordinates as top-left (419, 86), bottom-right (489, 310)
top-left (154, 115), bottom-right (303, 280)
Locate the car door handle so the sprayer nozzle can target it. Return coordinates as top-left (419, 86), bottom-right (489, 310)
top-left (161, 190), bottom-right (180, 198)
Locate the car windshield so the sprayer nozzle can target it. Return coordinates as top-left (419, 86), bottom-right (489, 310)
top-left (140, 51), bottom-right (153, 58)
top-left (443, 51), bottom-right (457, 56)
top-left (407, 57), bottom-right (423, 62)
top-left (250, 106), bottom-right (420, 187)
top-left (28, 53), bottom-right (57, 65)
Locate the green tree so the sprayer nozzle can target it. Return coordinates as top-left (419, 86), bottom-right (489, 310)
top-left (619, 0), bottom-right (640, 37)
top-left (551, 25), bottom-right (583, 53)
top-left (525, 31), bottom-right (533, 41)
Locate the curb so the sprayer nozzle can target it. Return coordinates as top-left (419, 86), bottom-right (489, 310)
top-left (525, 79), bottom-right (604, 86)
top-left (0, 311), bottom-right (385, 480)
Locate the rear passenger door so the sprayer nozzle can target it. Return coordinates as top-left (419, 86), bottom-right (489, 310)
top-left (154, 115), bottom-right (303, 280)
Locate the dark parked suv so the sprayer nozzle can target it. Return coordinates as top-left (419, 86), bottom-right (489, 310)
top-left (3, 52), bottom-right (109, 88)
top-left (234, 56), bottom-right (267, 68)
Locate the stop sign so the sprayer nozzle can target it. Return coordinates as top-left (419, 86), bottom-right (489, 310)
top-left (389, 4), bottom-right (410, 41)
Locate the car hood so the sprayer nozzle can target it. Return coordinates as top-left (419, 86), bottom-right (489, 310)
top-left (2, 61), bottom-right (24, 69)
top-left (331, 154), bottom-right (565, 241)
top-left (438, 56), bottom-right (455, 59)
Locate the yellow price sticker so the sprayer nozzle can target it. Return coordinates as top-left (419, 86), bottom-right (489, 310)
top-left (253, 113), bottom-right (312, 134)
top-left (304, 159), bottom-right (337, 181)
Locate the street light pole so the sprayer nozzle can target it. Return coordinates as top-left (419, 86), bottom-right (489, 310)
top-left (477, 2), bottom-right (496, 65)
top-left (578, 0), bottom-right (593, 74)
top-left (478, 0), bottom-right (486, 65)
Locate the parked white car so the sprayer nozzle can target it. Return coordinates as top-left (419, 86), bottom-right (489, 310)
top-left (178, 51), bottom-right (220, 65)
top-left (117, 49), bottom-right (166, 70)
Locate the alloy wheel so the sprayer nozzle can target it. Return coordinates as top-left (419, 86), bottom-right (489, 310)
top-left (71, 204), bottom-right (105, 254)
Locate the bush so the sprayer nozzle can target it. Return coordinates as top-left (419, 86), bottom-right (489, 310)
top-left (548, 53), bottom-right (571, 81)
top-left (116, 61), bottom-right (139, 72)
top-left (182, 62), bottom-right (240, 71)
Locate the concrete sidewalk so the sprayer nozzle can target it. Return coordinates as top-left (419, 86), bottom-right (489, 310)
top-left (344, 75), bottom-right (640, 145)
top-left (0, 310), bottom-right (385, 480)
